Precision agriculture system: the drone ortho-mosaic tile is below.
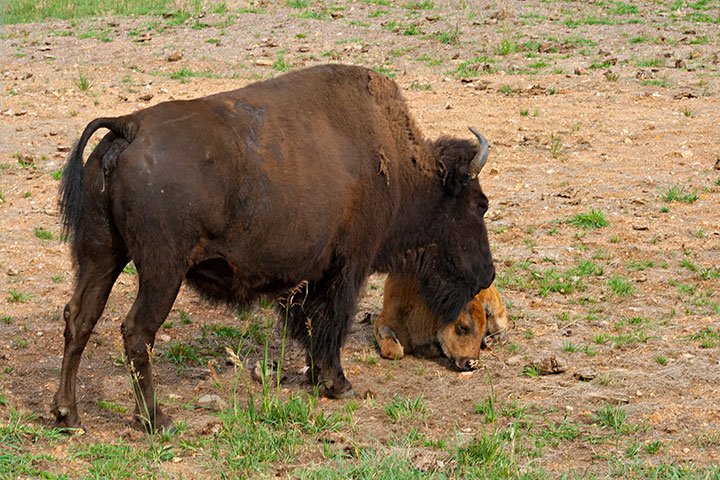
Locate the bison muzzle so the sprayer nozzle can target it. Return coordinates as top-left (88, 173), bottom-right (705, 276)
top-left (53, 64), bottom-right (494, 432)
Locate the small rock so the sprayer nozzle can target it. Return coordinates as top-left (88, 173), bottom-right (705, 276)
top-left (185, 367), bottom-right (210, 380)
top-left (15, 110), bottom-right (27, 116)
top-left (680, 149), bottom-right (693, 159)
top-left (196, 394), bottom-right (227, 411)
top-left (459, 371), bottom-right (475, 379)
top-left (714, 158), bottom-right (720, 171)
top-left (251, 360), bottom-right (286, 384)
top-left (574, 67), bottom-right (587, 75)
top-left (635, 390), bottom-right (643, 397)
top-left (137, 93), bottom-right (154, 102)
top-left (573, 370), bottom-right (595, 381)
top-left (167, 52), bottom-right (182, 62)
top-left (57, 145), bottom-right (71, 153)
top-left (158, 334), bottom-right (171, 342)
top-left (525, 355), bottom-right (567, 375)
top-left (256, 58), bottom-right (273, 67)
top-left (632, 220), bottom-right (649, 231)
top-left (7, 268), bottom-right (19, 276)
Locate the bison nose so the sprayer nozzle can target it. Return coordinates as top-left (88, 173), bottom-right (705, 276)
top-left (457, 358), bottom-right (479, 371)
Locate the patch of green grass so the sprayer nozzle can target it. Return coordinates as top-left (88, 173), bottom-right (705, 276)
top-left (74, 70), bottom-right (93, 91)
top-left (567, 209), bottom-right (609, 229)
top-left (409, 81), bottom-right (431, 90)
top-left (660, 184), bottom-right (698, 203)
top-left (168, 68), bottom-right (220, 83)
top-left (609, 1), bottom-right (639, 15)
top-left (682, 327), bottom-right (720, 348)
top-left (626, 260), bottom-right (654, 271)
top-left (533, 268), bottom-right (581, 297)
top-left (655, 355), bottom-right (667, 366)
top-left (384, 395), bottom-right (427, 423)
top-left (34, 226), bottom-right (53, 241)
top-left (495, 34), bottom-right (521, 56)
top-left (123, 264), bottom-right (137, 275)
top-left (635, 58), bottom-right (663, 68)
top-left (2, 0), bottom-right (174, 24)
top-left (432, 27), bottom-right (460, 45)
top-left (273, 51), bottom-right (291, 72)
top-left (549, 133), bottom-right (563, 159)
top-left (607, 275), bottom-right (633, 296)
top-left (698, 267), bottom-right (720, 279)
top-left (404, 0), bottom-right (434, 10)
top-left (7, 289), bottom-right (35, 303)
top-left (591, 402), bottom-right (629, 434)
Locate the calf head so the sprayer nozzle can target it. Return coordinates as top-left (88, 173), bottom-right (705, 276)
top-left (436, 302), bottom-right (484, 371)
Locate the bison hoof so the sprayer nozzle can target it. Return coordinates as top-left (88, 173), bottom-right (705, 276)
top-left (322, 385), bottom-right (356, 399)
top-left (51, 406), bottom-right (85, 433)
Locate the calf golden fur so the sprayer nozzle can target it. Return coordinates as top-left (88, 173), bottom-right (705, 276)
top-left (375, 276), bottom-right (508, 370)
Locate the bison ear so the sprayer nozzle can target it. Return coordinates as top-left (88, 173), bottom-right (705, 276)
top-left (437, 128), bottom-right (489, 196)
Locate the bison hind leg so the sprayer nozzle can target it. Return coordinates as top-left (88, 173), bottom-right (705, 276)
top-left (375, 324), bottom-right (405, 360)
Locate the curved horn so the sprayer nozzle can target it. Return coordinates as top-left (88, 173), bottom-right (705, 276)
top-left (467, 126), bottom-right (489, 177)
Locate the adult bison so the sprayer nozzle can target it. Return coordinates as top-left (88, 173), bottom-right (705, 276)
top-left (53, 64), bottom-right (494, 432)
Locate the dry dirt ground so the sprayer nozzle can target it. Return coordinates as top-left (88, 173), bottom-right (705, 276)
top-left (1, 0), bottom-right (719, 478)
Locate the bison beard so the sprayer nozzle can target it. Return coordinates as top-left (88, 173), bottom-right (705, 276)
top-left (53, 64), bottom-right (494, 432)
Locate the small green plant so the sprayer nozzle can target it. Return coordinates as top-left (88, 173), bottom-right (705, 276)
top-left (385, 395), bottom-right (427, 423)
top-left (52, 274), bottom-right (64, 283)
top-left (74, 70), bottom-right (93, 91)
top-left (660, 184), bottom-right (698, 203)
top-left (473, 395), bottom-right (497, 424)
top-left (591, 402), bottom-right (628, 434)
top-left (604, 71), bottom-right (619, 81)
top-left (608, 275), bottom-right (633, 296)
top-left (409, 81), bottom-right (431, 90)
top-left (521, 365), bottom-right (539, 377)
top-left (433, 26), bottom-right (460, 45)
top-left (644, 440), bottom-right (664, 454)
top-left (272, 51), bottom-right (291, 72)
top-left (655, 355), bottom-right (667, 366)
top-left (34, 226), bottom-right (53, 241)
top-left (567, 209), bottom-right (609, 229)
top-left (123, 264), bottom-right (137, 275)
top-left (7, 289), bottom-right (35, 303)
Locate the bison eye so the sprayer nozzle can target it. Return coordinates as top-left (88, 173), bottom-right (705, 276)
top-left (456, 324), bottom-right (471, 335)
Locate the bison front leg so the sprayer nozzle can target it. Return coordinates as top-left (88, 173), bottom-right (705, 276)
top-left (287, 266), bottom-right (363, 399)
top-left (121, 274), bottom-right (182, 433)
top-left (52, 254), bottom-right (125, 431)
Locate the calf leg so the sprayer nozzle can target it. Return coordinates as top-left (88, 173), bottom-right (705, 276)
top-left (121, 269), bottom-right (183, 432)
top-left (52, 253), bottom-right (126, 430)
top-left (374, 321), bottom-right (405, 360)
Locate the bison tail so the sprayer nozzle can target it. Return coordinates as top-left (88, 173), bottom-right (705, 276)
top-left (58, 117), bottom-right (135, 239)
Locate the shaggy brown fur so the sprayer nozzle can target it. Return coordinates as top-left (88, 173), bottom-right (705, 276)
top-left (375, 278), bottom-right (508, 370)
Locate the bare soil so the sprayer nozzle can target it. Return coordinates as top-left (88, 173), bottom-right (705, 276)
top-left (1, 0), bottom-right (719, 477)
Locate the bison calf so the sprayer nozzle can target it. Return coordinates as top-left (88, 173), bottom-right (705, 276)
top-left (375, 279), bottom-right (508, 370)
top-left (53, 64), bottom-right (494, 432)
